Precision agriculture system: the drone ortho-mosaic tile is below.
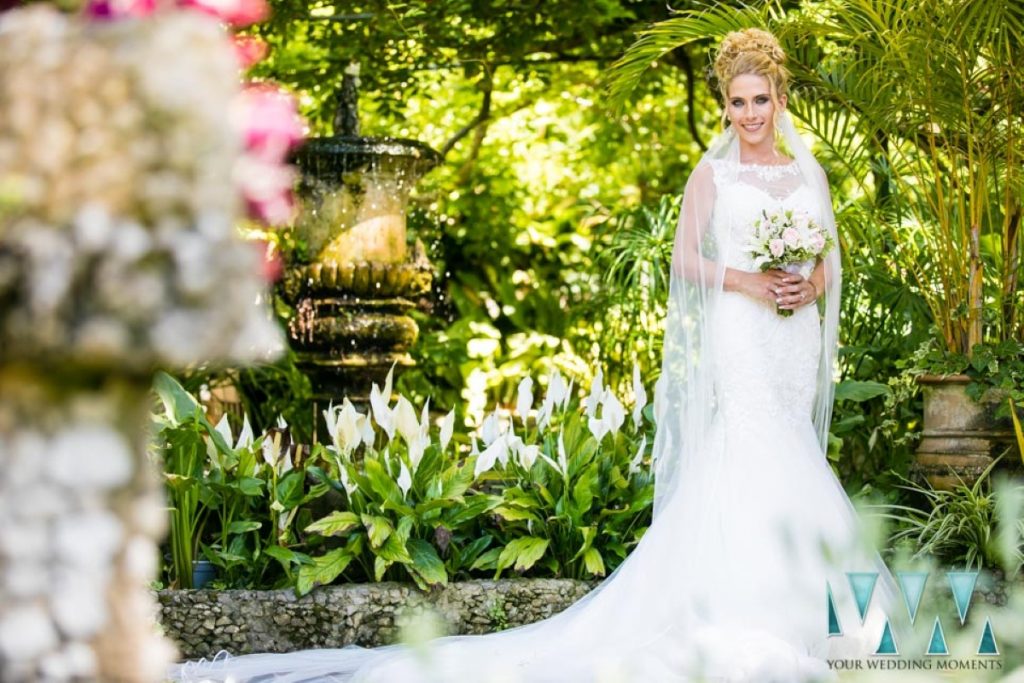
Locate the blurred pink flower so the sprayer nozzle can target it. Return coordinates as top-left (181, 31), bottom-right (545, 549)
top-left (769, 238), bottom-right (785, 258)
top-left (782, 227), bottom-right (800, 248)
top-left (179, 0), bottom-right (268, 27)
top-left (810, 232), bottom-right (827, 253)
top-left (233, 34), bottom-right (269, 69)
top-left (83, 0), bottom-right (156, 20)
top-left (252, 239), bottom-right (283, 282)
top-left (234, 83), bottom-right (304, 163)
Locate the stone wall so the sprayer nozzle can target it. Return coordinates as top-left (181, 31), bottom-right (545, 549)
top-left (157, 579), bottom-right (596, 660)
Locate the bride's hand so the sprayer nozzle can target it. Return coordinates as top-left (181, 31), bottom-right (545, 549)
top-left (773, 272), bottom-right (818, 310)
top-left (736, 270), bottom-right (803, 305)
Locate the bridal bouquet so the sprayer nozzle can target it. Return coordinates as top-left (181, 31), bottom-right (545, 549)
top-left (745, 208), bottom-right (834, 317)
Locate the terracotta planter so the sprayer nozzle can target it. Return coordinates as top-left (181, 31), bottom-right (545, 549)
top-left (913, 374), bottom-right (1017, 490)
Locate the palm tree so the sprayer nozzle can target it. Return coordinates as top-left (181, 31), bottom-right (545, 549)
top-left (604, 0), bottom-right (1024, 359)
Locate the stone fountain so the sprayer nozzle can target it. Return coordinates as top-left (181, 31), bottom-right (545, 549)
top-left (282, 65), bottom-right (441, 400)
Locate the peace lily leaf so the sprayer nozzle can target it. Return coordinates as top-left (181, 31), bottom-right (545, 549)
top-left (296, 548), bottom-right (353, 596)
top-left (497, 537), bottom-right (549, 573)
top-left (237, 477), bottom-right (264, 496)
top-left (305, 511), bottom-right (360, 537)
top-left (834, 380), bottom-right (891, 402)
top-left (376, 531), bottom-right (413, 564)
top-left (264, 545), bottom-right (311, 566)
top-left (470, 547), bottom-right (502, 571)
top-left (373, 556), bottom-right (391, 582)
top-left (1010, 400), bottom-right (1024, 466)
top-left (226, 520), bottom-right (262, 534)
top-left (361, 514), bottom-right (394, 549)
top-left (407, 539), bottom-right (448, 587)
top-left (494, 505), bottom-right (540, 523)
top-left (583, 547), bottom-right (606, 577)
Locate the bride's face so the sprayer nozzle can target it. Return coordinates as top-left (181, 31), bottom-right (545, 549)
top-left (726, 74), bottom-right (786, 149)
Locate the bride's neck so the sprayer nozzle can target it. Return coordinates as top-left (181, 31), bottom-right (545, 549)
top-left (738, 138), bottom-right (784, 164)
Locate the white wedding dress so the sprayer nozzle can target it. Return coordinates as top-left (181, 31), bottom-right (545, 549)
top-left (174, 129), bottom-right (901, 683)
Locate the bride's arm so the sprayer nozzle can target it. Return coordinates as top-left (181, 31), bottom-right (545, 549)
top-left (671, 164), bottom-right (795, 302)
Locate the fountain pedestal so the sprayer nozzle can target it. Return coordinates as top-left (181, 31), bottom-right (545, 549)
top-left (284, 75), bottom-right (441, 400)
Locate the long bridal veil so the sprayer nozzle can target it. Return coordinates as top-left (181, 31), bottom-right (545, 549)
top-left (174, 112), bottom-right (902, 683)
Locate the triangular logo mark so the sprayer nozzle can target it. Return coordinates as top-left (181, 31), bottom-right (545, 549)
top-left (926, 616), bottom-right (949, 656)
top-left (847, 572), bottom-right (878, 624)
top-left (827, 582), bottom-right (842, 636)
top-left (946, 571), bottom-right (978, 625)
top-left (874, 618), bottom-right (899, 656)
top-left (897, 571), bottom-right (928, 625)
top-left (977, 617), bottom-right (999, 656)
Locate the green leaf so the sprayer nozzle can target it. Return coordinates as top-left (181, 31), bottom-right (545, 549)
top-left (470, 547), bottom-right (502, 571)
top-left (493, 505), bottom-right (539, 522)
top-left (264, 545), bottom-right (311, 567)
top-left (295, 548), bottom-right (353, 596)
top-left (237, 477), bottom-right (264, 496)
top-left (583, 547), bottom-right (606, 577)
top-left (496, 537), bottom-right (549, 573)
top-left (375, 530), bottom-right (413, 564)
top-left (360, 514), bottom-right (394, 549)
top-left (226, 520), bottom-right (262, 534)
top-left (407, 539), bottom-right (448, 587)
top-left (305, 511), bottom-right (361, 537)
top-left (373, 555), bottom-right (391, 582)
top-left (834, 381), bottom-right (891, 402)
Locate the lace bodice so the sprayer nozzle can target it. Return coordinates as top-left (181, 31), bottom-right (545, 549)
top-left (708, 159), bottom-right (821, 272)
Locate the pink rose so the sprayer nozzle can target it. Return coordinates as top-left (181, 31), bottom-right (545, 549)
top-left (233, 34), bottom-right (269, 69)
top-left (782, 227), bottom-right (801, 248)
top-left (769, 239), bottom-right (785, 258)
top-left (233, 83), bottom-right (304, 164)
top-left (179, 0), bottom-right (268, 27)
top-left (810, 232), bottom-right (827, 253)
top-left (83, 0), bottom-right (156, 20)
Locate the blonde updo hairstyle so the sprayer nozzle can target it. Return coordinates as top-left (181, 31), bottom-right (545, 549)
top-left (712, 28), bottom-right (790, 130)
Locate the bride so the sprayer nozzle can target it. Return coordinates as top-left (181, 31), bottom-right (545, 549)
top-left (175, 28), bottom-right (900, 683)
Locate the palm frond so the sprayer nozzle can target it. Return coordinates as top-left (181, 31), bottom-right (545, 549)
top-left (602, 3), bottom-right (764, 112)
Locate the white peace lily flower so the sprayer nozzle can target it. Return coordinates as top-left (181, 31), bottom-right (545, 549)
top-left (235, 414), bottom-right (254, 451)
top-left (381, 362), bottom-right (395, 404)
top-left (419, 396), bottom-right (432, 444)
top-left (518, 444), bottom-right (540, 469)
top-left (322, 401), bottom-right (337, 442)
top-left (601, 389), bottom-right (626, 435)
top-left (629, 434), bottom-right (647, 475)
top-left (588, 413), bottom-right (609, 442)
top-left (333, 399), bottom-right (363, 456)
top-left (261, 431), bottom-right (281, 468)
top-left (547, 368), bottom-right (567, 407)
top-left (397, 459), bottom-right (412, 498)
top-left (408, 433), bottom-right (429, 471)
top-left (480, 410), bottom-right (501, 446)
top-left (214, 413), bottom-right (233, 447)
top-left (439, 409), bottom-right (455, 452)
top-left (584, 368), bottom-right (604, 418)
top-left (563, 377), bottom-right (575, 409)
top-left (632, 362), bottom-right (647, 428)
top-left (474, 435), bottom-right (508, 478)
top-left (360, 414), bottom-right (376, 449)
top-left (503, 433), bottom-right (522, 467)
top-left (394, 395), bottom-right (420, 445)
top-left (516, 376), bottom-right (533, 426)
top-left (470, 435), bottom-right (480, 455)
top-left (372, 382), bottom-right (395, 440)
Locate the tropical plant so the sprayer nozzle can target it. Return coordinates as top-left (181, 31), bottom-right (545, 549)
top-left (605, 0), bottom-right (1024, 360)
top-left (880, 456), bottom-right (1024, 573)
